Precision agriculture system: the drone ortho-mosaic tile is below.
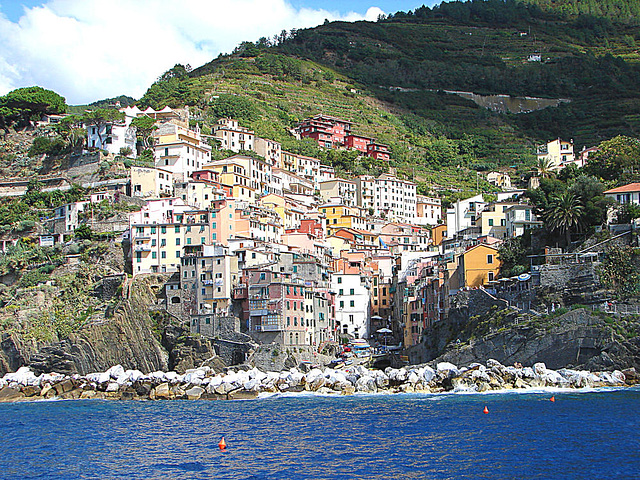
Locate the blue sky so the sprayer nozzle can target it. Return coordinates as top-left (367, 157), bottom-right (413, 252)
top-left (0, 0), bottom-right (439, 104)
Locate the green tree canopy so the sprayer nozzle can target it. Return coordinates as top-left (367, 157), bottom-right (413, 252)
top-left (585, 135), bottom-right (640, 182)
top-left (82, 108), bottom-right (125, 146)
top-left (131, 116), bottom-right (158, 149)
top-left (0, 86), bottom-right (67, 128)
top-left (544, 191), bottom-right (585, 246)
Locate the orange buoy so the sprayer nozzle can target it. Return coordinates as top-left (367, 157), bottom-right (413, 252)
top-left (550, 396), bottom-right (555, 402)
top-left (218, 437), bottom-right (227, 450)
top-left (483, 406), bottom-right (489, 414)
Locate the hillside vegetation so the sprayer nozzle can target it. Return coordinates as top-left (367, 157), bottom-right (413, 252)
top-left (126, 0), bottom-right (639, 197)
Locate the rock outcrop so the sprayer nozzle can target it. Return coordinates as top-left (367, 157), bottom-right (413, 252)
top-left (410, 305), bottom-right (640, 371)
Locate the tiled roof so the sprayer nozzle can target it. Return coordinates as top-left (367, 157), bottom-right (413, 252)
top-left (604, 183), bottom-right (640, 194)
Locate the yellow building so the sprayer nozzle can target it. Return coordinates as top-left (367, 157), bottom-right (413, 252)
top-left (478, 202), bottom-right (515, 239)
top-left (537, 138), bottom-right (574, 170)
top-left (458, 244), bottom-right (501, 287)
top-left (320, 203), bottom-right (366, 235)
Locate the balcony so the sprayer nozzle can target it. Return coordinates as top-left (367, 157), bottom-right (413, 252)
top-left (133, 244), bottom-right (152, 252)
top-left (250, 309), bottom-right (269, 316)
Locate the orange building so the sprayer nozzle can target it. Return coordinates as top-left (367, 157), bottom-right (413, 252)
top-left (458, 244), bottom-right (501, 287)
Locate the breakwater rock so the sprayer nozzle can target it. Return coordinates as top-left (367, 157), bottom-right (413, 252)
top-left (0, 359), bottom-right (636, 403)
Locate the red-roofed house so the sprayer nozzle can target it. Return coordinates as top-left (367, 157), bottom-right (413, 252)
top-left (604, 183), bottom-right (640, 205)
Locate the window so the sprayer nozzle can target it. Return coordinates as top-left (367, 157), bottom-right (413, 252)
top-left (339, 289), bottom-right (343, 295)
top-left (487, 254), bottom-right (493, 264)
top-left (175, 226), bottom-right (180, 233)
top-left (488, 219), bottom-right (494, 226)
top-left (151, 239), bottom-right (156, 246)
top-left (488, 271), bottom-right (495, 281)
top-left (161, 226), bottom-right (166, 234)
top-left (350, 288), bottom-right (354, 295)
top-left (187, 238), bottom-right (191, 245)
top-left (176, 238), bottom-right (181, 245)
top-left (339, 301), bottom-right (344, 308)
top-left (337, 277), bottom-right (342, 284)
top-left (152, 252), bottom-right (157, 259)
top-left (176, 251), bottom-right (180, 258)
top-left (161, 239), bottom-right (166, 247)
top-left (161, 251), bottom-right (166, 259)
top-left (350, 300), bottom-right (355, 307)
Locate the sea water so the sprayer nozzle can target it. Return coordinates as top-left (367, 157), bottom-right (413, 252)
top-left (0, 387), bottom-right (638, 479)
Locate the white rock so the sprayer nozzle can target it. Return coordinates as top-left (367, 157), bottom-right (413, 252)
top-left (486, 359), bottom-right (504, 369)
top-left (521, 367), bottom-right (535, 378)
top-left (612, 370), bottom-right (625, 384)
top-left (407, 372), bottom-right (420, 384)
top-left (533, 362), bottom-right (547, 376)
top-left (305, 368), bottom-right (324, 384)
top-left (471, 370), bottom-right (491, 382)
top-left (355, 376), bottom-right (377, 393)
top-left (164, 371), bottom-right (181, 384)
top-left (422, 366), bottom-right (436, 384)
top-left (150, 371), bottom-right (167, 382)
top-left (106, 365), bottom-right (125, 380)
top-left (544, 370), bottom-right (565, 385)
top-left (437, 362), bottom-right (460, 376)
top-left (106, 382), bottom-right (120, 392)
top-left (243, 378), bottom-right (260, 391)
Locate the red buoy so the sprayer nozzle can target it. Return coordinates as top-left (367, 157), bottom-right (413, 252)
top-left (550, 396), bottom-right (555, 402)
top-left (219, 437), bottom-right (227, 450)
top-left (483, 406), bottom-right (489, 414)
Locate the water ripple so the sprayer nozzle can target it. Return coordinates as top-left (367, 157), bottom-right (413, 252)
top-left (0, 389), bottom-right (639, 479)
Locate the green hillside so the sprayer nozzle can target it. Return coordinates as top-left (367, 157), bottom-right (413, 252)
top-left (132, 0), bottom-right (640, 195)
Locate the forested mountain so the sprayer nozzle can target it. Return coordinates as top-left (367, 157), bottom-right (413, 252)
top-left (134, 0), bottom-right (640, 194)
top-left (522, 0), bottom-right (640, 20)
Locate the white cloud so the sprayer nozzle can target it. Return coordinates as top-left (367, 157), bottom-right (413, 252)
top-left (0, 0), bottom-right (384, 104)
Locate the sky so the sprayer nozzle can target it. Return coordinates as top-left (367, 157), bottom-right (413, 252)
top-left (0, 0), bottom-right (437, 105)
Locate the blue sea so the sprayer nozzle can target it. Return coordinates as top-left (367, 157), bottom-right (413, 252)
top-left (1, 387), bottom-right (639, 479)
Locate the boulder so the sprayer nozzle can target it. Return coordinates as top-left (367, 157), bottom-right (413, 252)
top-left (54, 379), bottom-right (74, 395)
top-left (355, 376), bottom-right (377, 393)
top-left (185, 386), bottom-right (204, 400)
top-left (153, 382), bottom-right (173, 400)
top-left (533, 362), bottom-right (547, 376)
top-left (0, 386), bottom-right (24, 402)
top-left (21, 385), bottom-right (41, 397)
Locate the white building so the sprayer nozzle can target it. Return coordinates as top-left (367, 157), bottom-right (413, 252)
top-left (86, 112), bottom-right (137, 158)
top-left (415, 195), bottom-right (442, 226)
top-left (319, 178), bottom-right (357, 207)
top-left (214, 118), bottom-right (254, 152)
top-left (153, 122), bottom-right (212, 181)
top-left (505, 204), bottom-right (542, 238)
top-left (537, 138), bottom-right (574, 170)
top-left (331, 273), bottom-right (370, 339)
top-left (174, 180), bottom-right (225, 209)
top-left (445, 194), bottom-right (486, 239)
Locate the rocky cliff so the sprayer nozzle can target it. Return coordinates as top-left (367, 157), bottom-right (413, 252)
top-left (0, 275), bottom-right (222, 375)
top-left (408, 290), bottom-right (640, 371)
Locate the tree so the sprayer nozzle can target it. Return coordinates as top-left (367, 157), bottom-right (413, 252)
top-left (585, 135), bottom-right (640, 182)
top-left (598, 245), bottom-right (640, 298)
top-left (535, 157), bottom-right (555, 179)
top-left (81, 108), bottom-right (125, 148)
top-left (74, 224), bottom-right (93, 240)
top-left (0, 86), bottom-right (66, 129)
top-left (498, 236), bottom-right (527, 278)
top-left (544, 191), bottom-right (585, 246)
top-left (131, 116), bottom-right (157, 149)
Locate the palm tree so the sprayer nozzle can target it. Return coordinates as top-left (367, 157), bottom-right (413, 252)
top-left (535, 157), bottom-right (555, 179)
top-left (544, 191), bottom-right (584, 247)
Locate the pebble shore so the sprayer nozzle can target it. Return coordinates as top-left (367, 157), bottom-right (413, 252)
top-left (0, 360), bottom-right (636, 402)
